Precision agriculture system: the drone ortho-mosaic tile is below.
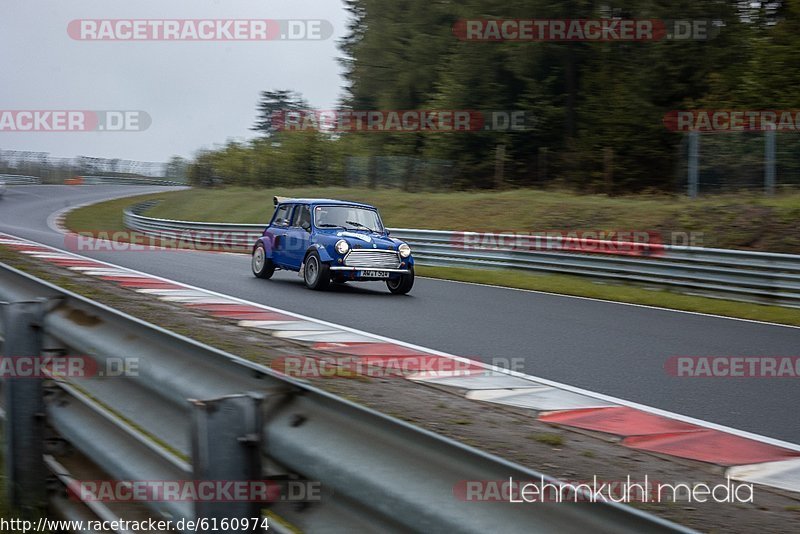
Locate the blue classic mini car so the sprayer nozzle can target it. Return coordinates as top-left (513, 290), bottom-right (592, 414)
top-left (251, 197), bottom-right (415, 294)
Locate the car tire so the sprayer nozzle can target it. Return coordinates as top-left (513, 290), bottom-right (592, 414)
top-left (303, 250), bottom-right (331, 290)
top-left (387, 267), bottom-right (414, 295)
top-left (252, 243), bottom-right (275, 279)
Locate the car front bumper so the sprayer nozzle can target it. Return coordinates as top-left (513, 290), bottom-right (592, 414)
top-left (328, 267), bottom-right (411, 273)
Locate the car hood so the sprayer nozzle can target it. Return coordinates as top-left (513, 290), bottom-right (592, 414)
top-left (325, 230), bottom-right (403, 250)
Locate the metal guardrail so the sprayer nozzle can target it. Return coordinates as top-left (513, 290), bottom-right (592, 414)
top-left (122, 202), bottom-right (800, 307)
top-left (122, 202), bottom-right (263, 250)
top-left (0, 175), bottom-right (182, 186)
top-left (82, 175), bottom-right (186, 186)
top-left (0, 174), bottom-right (42, 185)
top-left (0, 263), bottom-right (689, 533)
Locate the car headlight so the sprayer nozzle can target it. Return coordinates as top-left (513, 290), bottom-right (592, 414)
top-left (398, 243), bottom-right (411, 258)
top-left (335, 239), bottom-right (350, 255)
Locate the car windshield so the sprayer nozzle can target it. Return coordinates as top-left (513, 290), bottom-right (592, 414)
top-left (314, 205), bottom-right (383, 233)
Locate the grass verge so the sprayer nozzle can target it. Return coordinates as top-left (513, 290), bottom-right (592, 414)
top-left (64, 193), bottom-right (153, 232)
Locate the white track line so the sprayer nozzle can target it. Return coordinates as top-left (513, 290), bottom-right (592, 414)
top-left (416, 275), bottom-right (800, 331)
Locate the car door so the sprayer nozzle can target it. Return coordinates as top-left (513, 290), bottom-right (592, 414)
top-left (283, 204), bottom-right (312, 269)
top-left (269, 203), bottom-right (293, 267)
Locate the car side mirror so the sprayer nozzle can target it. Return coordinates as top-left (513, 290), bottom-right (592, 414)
top-left (385, 230), bottom-right (391, 236)
top-left (301, 222), bottom-right (311, 232)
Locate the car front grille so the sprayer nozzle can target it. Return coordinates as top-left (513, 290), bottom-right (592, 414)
top-left (344, 249), bottom-right (401, 269)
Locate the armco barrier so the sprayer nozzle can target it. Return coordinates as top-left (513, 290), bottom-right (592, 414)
top-left (0, 263), bottom-right (690, 533)
top-left (0, 175), bottom-right (182, 186)
top-left (81, 175), bottom-right (186, 186)
top-left (0, 174), bottom-right (42, 185)
top-left (121, 202), bottom-right (800, 308)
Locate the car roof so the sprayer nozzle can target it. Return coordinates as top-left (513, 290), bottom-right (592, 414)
top-left (278, 198), bottom-right (377, 210)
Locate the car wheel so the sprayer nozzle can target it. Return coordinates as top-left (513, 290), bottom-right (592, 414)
top-left (303, 251), bottom-right (331, 290)
top-left (252, 243), bottom-right (275, 279)
top-left (387, 267), bottom-right (414, 295)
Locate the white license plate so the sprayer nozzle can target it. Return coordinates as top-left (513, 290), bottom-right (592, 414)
top-left (359, 270), bottom-right (390, 278)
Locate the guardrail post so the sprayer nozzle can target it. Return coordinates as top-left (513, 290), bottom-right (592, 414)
top-left (191, 394), bottom-right (264, 528)
top-left (2, 300), bottom-right (48, 513)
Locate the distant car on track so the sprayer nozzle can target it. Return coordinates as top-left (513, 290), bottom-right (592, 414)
top-left (251, 196), bottom-right (415, 294)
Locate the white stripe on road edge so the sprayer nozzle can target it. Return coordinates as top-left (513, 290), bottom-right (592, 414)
top-left (277, 332), bottom-right (375, 343)
top-left (727, 458), bottom-right (800, 493)
top-left (123, 289), bottom-right (232, 300)
top-left (466, 387), bottom-right (616, 411)
top-left (272, 331), bottom-right (346, 341)
top-left (243, 321), bottom-right (340, 332)
top-left (409, 373), bottom-right (549, 390)
top-left (73, 269), bottom-right (149, 276)
top-left (158, 296), bottom-right (240, 304)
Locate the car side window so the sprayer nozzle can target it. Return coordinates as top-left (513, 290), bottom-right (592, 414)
top-left (272, 204), bottom-right (292, 227)
top-left (292, 204), bottom-right (311, 229)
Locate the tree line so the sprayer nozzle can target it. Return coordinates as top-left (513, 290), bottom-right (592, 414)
top-left (188, 1), bottom-right (800, 193)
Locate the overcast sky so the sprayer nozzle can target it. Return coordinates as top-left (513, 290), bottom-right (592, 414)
top-left (0, 1), bottom-right (349, 162)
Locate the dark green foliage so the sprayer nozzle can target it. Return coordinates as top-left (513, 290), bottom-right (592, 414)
top-left (190, 0), bottom-right (800, 192)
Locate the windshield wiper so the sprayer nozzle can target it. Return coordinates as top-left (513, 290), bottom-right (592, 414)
top-left (346, 220), bottom-right (376, 232)
top-left (317, 223), bottom-right (344, 228)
